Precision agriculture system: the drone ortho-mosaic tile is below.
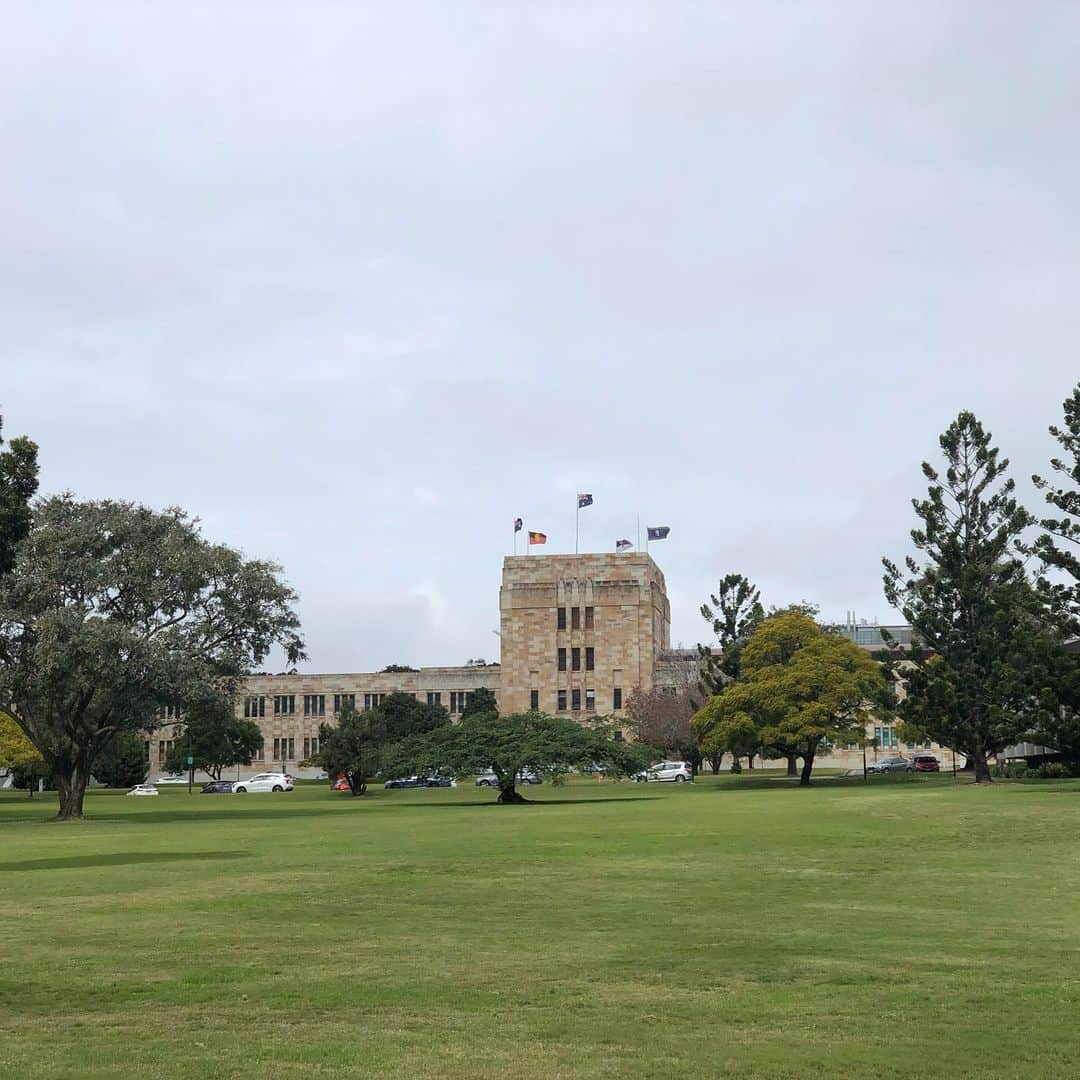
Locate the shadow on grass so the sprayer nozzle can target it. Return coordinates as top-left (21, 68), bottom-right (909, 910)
top-left (700, 773), bottom-right (962, 791)
top-left (0, 850), bottom-right (249, 872)
top-left (390, 795), bottom-right (660, 809)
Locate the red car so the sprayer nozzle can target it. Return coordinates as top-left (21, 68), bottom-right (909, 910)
top-left (912, 754), bottom-right (940, 772)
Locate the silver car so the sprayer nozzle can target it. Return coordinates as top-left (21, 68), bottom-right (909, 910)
top-left (867, 756), bottom-right (912, 774)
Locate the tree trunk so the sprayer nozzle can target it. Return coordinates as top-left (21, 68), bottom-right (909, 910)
top-left (971, 745), bottom-right (992, 784)
top-left (786, 753), bottom-right (798, 777)
top-left (799, 750), bottom-right (816, 787)
top-left (55, 760), bottom-right (90, 820)
top-left (497, 782), bottom-right (528, 804)
top-left (708, 751), bottom-right (723, 774)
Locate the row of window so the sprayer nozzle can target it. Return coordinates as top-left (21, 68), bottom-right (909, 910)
top-left (872, 726), bottom-right (933, 750)
top-left (154, 736), bottom-right (322, 765)
top-left (557, 647), bottom-right (595, 672)
top-left (271, 737), bottom-right (321, 761)
top-left (537, 687), bottom-right (623, 712)
top-left (557, 606), bottom-right (595, 631)
top-left (242, 690), bottom-right (482, 719)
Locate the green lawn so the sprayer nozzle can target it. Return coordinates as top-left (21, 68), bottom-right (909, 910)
top-left (2, 773), bottom-right (1079, 1078)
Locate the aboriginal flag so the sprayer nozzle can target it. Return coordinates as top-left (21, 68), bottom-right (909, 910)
top-left (528, 531), bottom-right (547, 545)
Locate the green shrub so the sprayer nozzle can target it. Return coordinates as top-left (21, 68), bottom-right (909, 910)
top-left (1039, 762), bottom-right (1067, 780)
top-left (729, 760), bottom-right (742, 774)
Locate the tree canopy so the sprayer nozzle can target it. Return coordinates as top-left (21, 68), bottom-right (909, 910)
top-left (1033, 382), bottom-right (1080, 622)
top-left (163, 697), bottom-right (264, 781)
top-left (0, 708), bottom-right (42, 772)
top-left (0, 415), bottom-right (38, 578)
top-left (391, 709), bottom-right (647, 803)
top-left (316, 702), bottom-right (387, 796)
top-left (0, 497), bottom-right (305, 818)
top-left (92, 732), bottom-right (148, 789)
top-left (883, 411), bottom-right (1062, 781)
top-left (694, 612), bottom-right (889, 785)
top-left (624, 686), bottom-right (701, 770)
top-left (698, 573), bottom-right (765, 687)
top-left (315, 693), bottom-right (450, 795)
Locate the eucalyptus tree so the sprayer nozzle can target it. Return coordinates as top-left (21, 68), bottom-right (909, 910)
top-left (0, 496), bottom-right (304, 818)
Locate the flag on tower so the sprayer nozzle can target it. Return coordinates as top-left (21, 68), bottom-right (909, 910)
top-left (647, 526), bottom-right (670, 541)
top-left (528, 531), bottom-right (547, 545)
top-left (616, 539), bottom-right (633, 552)
top-left (577, 493), bottom-right (593, 509)
top-left (513, 517), bottom-right (523, 533)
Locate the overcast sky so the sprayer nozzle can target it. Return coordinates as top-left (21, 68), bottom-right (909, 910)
top-left (3, 4), bottom-right (1077, 671)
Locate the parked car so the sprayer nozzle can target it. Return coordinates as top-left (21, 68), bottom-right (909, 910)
top-left (912, 754), bottom-right (941, 772)
top-left (867, 756), bottom-right (912, 774)
top-left (475, 769), bottom-right (541, 787)
top-left (201, 780), bottom-right (235, 794)
top-left (384, 776), bottom-right (423, 789)
top-left (424, 775), bottom-right (456, 788)
top-left (153, 775), bottom-right (186, 785)
top-left (635, 760), bottom-right (693, 783)
top-left (126, 784), bottom-right (159, 796)
top-left (233, 772), bottom-right (293, 793)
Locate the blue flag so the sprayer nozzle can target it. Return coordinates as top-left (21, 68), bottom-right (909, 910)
top-left (577, 493), bottom-right (593, 509)
top-left (647, 526), bottom-right (670, 541)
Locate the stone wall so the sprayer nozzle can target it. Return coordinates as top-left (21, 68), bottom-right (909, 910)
top-left (498, 552), bottom-right (670, 717)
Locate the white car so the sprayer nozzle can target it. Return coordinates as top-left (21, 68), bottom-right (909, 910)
top-left (127, 784), bottom-right (159, 796)
top-left (636, 760), bottom-right (694, 783)
top-left (233, 772), bottom-right (294, 793)
top-left (153, 775), bottom-right (187, 785)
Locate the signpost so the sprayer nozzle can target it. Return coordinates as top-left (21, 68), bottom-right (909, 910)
top-left (187, 754), bottom-right (194, 794)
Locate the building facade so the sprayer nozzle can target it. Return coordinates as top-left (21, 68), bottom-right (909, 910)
top-left (498, 553), bottom-right (670, 717)
top-left (145, 552), bottom-right (960, 778)
top-left (148, 552), bottom-right (671, 777)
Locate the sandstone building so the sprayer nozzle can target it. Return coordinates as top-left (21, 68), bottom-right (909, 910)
top-left (148, 552), bottom-right (671, 776)
top-left (146, 551), bottom-right (952, 779)
top-left (498, 553), bottom-right (670, 716)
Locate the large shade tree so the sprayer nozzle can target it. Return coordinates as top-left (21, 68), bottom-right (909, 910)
top-left (694, 612), bottom-right (889, 786)
top-left (0, 497), bottom-right (305, 818)
top-left (883, 412), bottom-right (1060, 782)
top-left (394, 709), bottom-right (648, 803)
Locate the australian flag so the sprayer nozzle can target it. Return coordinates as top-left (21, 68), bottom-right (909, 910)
top-left (514, 517), bottom-right (523, 533)
top-left (647, 526), bottom-right (670, 541)
top-left (616, 539), bottom-right (633, 552)
top-left (577, 493), bottom-right (593, 509)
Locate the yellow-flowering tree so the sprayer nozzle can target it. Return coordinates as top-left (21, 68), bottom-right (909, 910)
top-left (0, 708), bottom-right (44, 795)
top-left (694, 612), bottom-right (890, 785)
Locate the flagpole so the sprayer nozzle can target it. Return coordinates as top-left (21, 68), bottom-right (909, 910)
top-left (575, 500), bottom-right (579, 555)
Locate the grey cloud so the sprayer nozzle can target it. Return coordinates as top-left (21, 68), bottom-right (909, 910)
top-left (3, 3), bottom-right (1078, 670)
